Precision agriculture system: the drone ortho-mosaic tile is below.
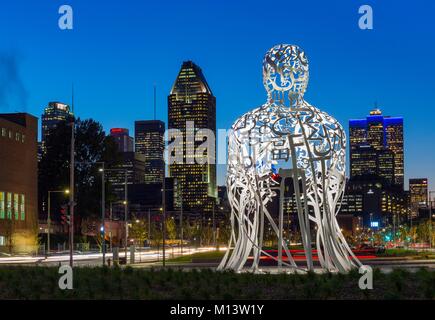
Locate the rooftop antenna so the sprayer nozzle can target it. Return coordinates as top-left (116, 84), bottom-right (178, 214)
top-left (153, 84), bottom-right (156, 120)
top-left (71, 84), bottom-right (75, 113)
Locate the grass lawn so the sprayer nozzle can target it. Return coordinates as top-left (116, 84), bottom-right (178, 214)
top-left (379, 249), bottom-right (435, 259)
top-left (0, 266), bottom-right (433, 299)
top-left (167, 250), bottom-right (225, 263)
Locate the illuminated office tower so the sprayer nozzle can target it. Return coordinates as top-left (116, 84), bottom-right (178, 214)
top-left (385, 117), bottom-right (404, 187)
top-left (409, 178), bottom-right (428, 218)
top-left (135, 120), bottom-right (165, 184)
top-left (349, 108), bottom-right (404, 188)
top-left (168, 61), bottom-right (217, 214)
top-left (110, 128), bottom-right (133, 152)
top-left (41, 102), bottom-right (74, 152)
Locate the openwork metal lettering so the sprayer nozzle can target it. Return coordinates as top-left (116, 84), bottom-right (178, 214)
top-left (219, 44), bottom-right (361, 273)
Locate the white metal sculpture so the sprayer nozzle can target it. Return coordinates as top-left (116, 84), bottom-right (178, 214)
top-left (218, 44), bottom-right (361, 273)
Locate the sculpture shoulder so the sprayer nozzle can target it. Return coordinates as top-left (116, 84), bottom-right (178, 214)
top-left (231, 103), bottom-right (283, 131)
top-left (231, 104), bottom-right (271, 131)
top-left (303, 102), bottom-right (345, 132)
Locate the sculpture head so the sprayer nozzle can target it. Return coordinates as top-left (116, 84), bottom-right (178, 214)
top-left (263, 44), bottom-right (309, 101)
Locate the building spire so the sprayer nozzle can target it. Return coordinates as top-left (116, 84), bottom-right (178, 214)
top-left (370, 101), bottom-right (382, 115)
top-left (153, 84), bottom-right (156, 120)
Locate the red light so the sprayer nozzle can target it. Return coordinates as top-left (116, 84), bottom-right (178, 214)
top-left (110, 128), bottom-right (127, 134)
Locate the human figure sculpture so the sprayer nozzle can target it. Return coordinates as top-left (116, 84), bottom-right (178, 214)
top-left (218, 44), bottom-right (361, 273)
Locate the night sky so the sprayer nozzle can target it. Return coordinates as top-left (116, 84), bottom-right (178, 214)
top-left (0, 0), bottom-right (434, 188)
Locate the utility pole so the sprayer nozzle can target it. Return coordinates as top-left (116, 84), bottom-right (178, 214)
top-left (212, 202), bottom-right (216, 249)
top-left (148, 208), bottom-right (151, 246)
top-left (109, 202), bottom-right (113, 251)
top-left (162, 177), bottom-right (166, 267)
top-left (430, 191), bottom-right (434, 249)
top-left (69, 85), bottom-right (75, 267)
top-left (101, 163), bottom-right (106, 266)
top-left (47, 190), bottom-right (69, 258)
top-left (180, 194), bottom-right (183, 254)
top-left (103, 168), bottom-right (128, 261)
top-left (124, 171), bottom-right (128, 263)
top-left (47, 192), bottom-right (51, 258)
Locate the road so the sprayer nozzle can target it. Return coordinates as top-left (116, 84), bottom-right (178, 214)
top-left (0, 246), bottom-right (220, 267)
top-left (1, 248), bottom-right (434, 273)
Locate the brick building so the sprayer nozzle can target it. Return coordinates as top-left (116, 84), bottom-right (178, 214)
top-left (0, 113), bottom-right (38, 253)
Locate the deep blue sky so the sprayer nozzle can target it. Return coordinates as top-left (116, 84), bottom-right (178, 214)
top-left (0, 0), bottom-right (434, 188)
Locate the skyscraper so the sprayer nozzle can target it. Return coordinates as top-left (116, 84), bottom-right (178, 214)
top-left (168, 61), bottom-right (217, 214)
top-left (344, 108), bottom-right (406, 228)
top-left (41, 102), bottom-right (74, 152)
top-left (409, 178), bottom-right (428, 219)
top-left (349, 108), bottom-right (404, 188)
top-left (135, 120), bottom-right (165, 185)
top-left (110, 128), bottom-right (133, 153)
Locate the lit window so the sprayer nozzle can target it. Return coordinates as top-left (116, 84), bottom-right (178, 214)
top-left (0, 236), bottom-right (5, 246)
top-left (1, 128), bottom-right (5, 137)
top-left (20, 194), bottom-right (25, 220)
top-left (0, 192), bottom-right (4, 219)
top-left (6, 193), bottom-right (12, 219)
top-left (14, 194), bottom-right (19, 220)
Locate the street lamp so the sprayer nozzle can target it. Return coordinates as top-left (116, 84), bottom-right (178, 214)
top-left (162, 178), bottom-right (166, 267)
top-left (160, 177), bottom-right (181, 266)
top-left (47, 189), bottom-right (69, 258)
top-left (429, 191), bottom-right (434, 249)
top-left (101, 168), bottom-right (129, 263)
top-left (97, 163), bottom-right (107, 265)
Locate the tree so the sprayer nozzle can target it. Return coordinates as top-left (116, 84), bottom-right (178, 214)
top-left (409, 226), bottom-right (418, 243)
top-left (38, 118), bottom-right (121, 226)
top-left (201, 224), bottom-right (213, 246)
top-left (166, 217), bottom-right (177, 241)
top-left (129, 215), bottom-right (149, 246)
top-left (150, 219), bottom-right (163, 247)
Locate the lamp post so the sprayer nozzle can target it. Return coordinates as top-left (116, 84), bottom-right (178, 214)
top-left (46, 189), bottom-right (69, 258)
top-left (101, 168), bottom-right (128, 263)
top-left (429, 191), bottom-right (434, 249)
top-left (162, 177), bottom-right (166, 267)
top-left (179, 185), bottom-right (183, 255)
top-left (148, 208), bottom-right (151, 247)
top-left (98, 163), bottom-right (106, 265)
top-left (124, 171), bottom-right (128, 262)
top-left (160, 177), bottom-right (182, 266)
top-left (68, 115), bottom-right (75, 267)
top-left (212, 203), bottom-right (216, 249)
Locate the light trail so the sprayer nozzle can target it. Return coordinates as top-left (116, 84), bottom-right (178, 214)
top-left (0, 246), bottom-right (226, 266)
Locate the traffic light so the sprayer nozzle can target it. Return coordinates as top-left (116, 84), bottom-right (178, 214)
top-left (60, 205), bottom-right (70, 225)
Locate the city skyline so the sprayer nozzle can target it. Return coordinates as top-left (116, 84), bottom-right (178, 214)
top-left (0, 1), bottom-right (434, 187)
